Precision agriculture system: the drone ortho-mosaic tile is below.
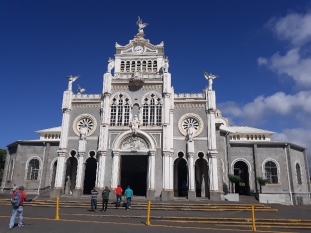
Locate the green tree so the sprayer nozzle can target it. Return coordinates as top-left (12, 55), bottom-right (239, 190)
top-left (0, 149), bottom-right (7, 183)
top-left (228, 174), bottom-right (241, 193)
top-left (257, 177), bottom-right (269, 193)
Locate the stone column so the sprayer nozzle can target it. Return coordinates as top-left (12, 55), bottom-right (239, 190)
top-left (111, 151), bottom-right (120, 190)
top-left (50, 150), bottom-right (66, 198)
top-left (187, 152), bottom-right (196, 200)
top-left (73, 152), bottom-right (85, 198)
top-left (96, 151), bottom-right (106, 189)
top-left (209, 153), bottom-right (220, 200)
top-left (161, 152), bottom-right (174, 200)
top-left (147, 151), bottom-right (156, 200)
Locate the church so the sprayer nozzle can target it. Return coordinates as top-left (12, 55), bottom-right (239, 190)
top-left (1, 18), bottom-right (310, 205)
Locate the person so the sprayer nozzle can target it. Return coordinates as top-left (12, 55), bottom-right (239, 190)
top-left (9, 185), bottom-right (33, 228)
top-left (90, 187), bottom-right (98, 212)
top-left (101, 186), bottom-right (110, 212)
top-left (181, 181), bottom-right (188, 197)
top-left (124, 186), bottom-right (133, 210)
top-left (115, 185), bottom-right (123, 209)
top-left (12, 184), bottom-right (17, 193)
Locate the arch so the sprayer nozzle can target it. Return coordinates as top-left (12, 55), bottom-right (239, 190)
top-left (49, 157), bottom-right (58, 188)
top-left (197, 151), bottom-right (205, 159)
top-left (25, 156), bottom-right (42, 180)
top-left (83, 156), bottom-right (97, 194)
top-left (231, 158), bottom-right (253, 192)
top-left (194, 157), bottom-right (209, 198)
top-left (261, 158), bottom-right (280, 184)
top-left (173, 157), bottom-right (188, 197)
top-left (112, 130), bottom-right (156, 151)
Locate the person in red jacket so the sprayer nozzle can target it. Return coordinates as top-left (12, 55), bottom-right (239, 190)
top-left (115, 185), bottom-right (123, 208)
top-left (9, 186), bottom-right (33, 228)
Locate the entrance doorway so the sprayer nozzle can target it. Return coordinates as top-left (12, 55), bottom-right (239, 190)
top-left (234, 161), bottom-right (250, 195)
top-left (195, 154), bottom-right (209, 198)
top-left (64, 152), bottom-right (78, 194)
top-left (120, 155), bottom-right (148, 196)
top-left (83, 153), bottom-right (97, 194)
top-left (174, 155), bottom-right (188, 197)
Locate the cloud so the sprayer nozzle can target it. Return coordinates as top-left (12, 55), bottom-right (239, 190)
top-left (267, 11), bottom-right (311, 46)
top-left (218, 91), bottom-right (311, 126)
top-left (258, 48), bottom-right (311, 87)
top-left (272, 128), bottom-right (311, 148)
top-left (259, 11), bottom-right (311, 88)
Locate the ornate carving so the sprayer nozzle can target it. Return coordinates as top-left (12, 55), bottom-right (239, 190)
top-left (136, 16), bottom-right (148, 36)
top-left (107, 57), bottom-right (115, 74)
top-left (174, 104), bottom-right (205, 108)
top-left (120, 136), bottom-right (149, 150)
top-left (66, 75), bottom-right (80, 91)
top-left (129, 115), bottom-right (140, 135)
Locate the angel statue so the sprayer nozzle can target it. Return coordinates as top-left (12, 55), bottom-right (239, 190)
top-left (77, 85), bottom-right (85, 94)
top-left (129, 115), bottom-right (140, 135)
top-left (203, 71), bottom-right (218, 91)
top-left (107, 57), bottom-right (115, 74)
top-left (136, 16), bottom-right (148, 34)
top-left (66, 75), bottom-right (80, 91)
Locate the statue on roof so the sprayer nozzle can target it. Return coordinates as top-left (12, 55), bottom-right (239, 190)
top-left (203, 71), bottom-right (218, 91)
top-left (136, 16), bottom-right (148, 35)
top-left (66, 75), bottom-right (80, 91)
top-left (107, 57), bottom-right (115, 74)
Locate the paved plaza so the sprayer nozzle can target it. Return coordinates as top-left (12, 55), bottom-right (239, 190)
top-left (1, 193), bottom-right (311, 233)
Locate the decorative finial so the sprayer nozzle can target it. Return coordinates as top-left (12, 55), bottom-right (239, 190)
top-left (203, 71), bottom-right (218, 91)
top-left (66, 75), bottom-right (80, 91)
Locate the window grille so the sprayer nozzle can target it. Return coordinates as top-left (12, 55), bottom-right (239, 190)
top-left (110, 100), bottom-right (117, 126)
top-left (110, 94), bottom-right (131, 126)
top-left (296, 163), bottom-right (302, 185)
top-left (142, 93), bottom-right (162, 126)
top-left (28, 159), bottom-right (39, 180)
top-left (264, 161), bottom-right (278, 183)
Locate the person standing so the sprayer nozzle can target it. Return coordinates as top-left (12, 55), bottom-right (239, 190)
top-left (101, 186), bottom-right (110, 212)
top-left (124, 186), bottom-right (133, 210)
top-left (9, 186), bottom-right (33, 229)
top-left (115, 185), bottom-right (123, 209)
top-left (90, 187), bottom-right (98, 212)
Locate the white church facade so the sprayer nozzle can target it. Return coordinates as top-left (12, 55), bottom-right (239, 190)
top-left (1, 19), bottom-right (310, 205)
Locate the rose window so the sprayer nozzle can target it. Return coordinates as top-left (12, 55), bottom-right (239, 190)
top-left (77, 118), bottom-right (93, 133)
top-left (73, 114), bottom-right (97, 137)
top-left (182, 118), bottom-right (199, 132)
top-left (178, 113), bottom-right (203, 137)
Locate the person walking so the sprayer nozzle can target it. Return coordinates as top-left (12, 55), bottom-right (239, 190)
top-left (101, 186), bottom-right (110, 212)
top-left (9, 186), bottom-right (33, 229)
top-left (90, 187), bottom-right (98, 212)
top-left (115, 185), bottom-right (123, 209)
top-left (124, 186), bottom-right (133, 210)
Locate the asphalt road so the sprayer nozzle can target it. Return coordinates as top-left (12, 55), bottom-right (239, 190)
top-left (1, 202), bottom-right (311, 233)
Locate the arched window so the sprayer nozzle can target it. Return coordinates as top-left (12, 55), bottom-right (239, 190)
top-left (296, 163), bottom-right (302, 185)
top-left (137, 60), bottom-right (141, 71)
top-left (153, 60), bottom-right (157, 72)
top-left (264, 161), bottom-right (278, 184)
top-left (141, 92), bottom-right (162, 126)
top-left (27, 159), bottom-right (40, 180)
top-left (110, 93), bottom-right (131, 126)
top-left (120, 61), bottom-right (125, 72)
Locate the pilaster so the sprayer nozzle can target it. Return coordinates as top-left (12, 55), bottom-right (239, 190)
top-left (50, 149), bottom-right (66, 198)
top-left (96, 151), bottom-right (107, 189)
top-left (111, 151), bottom-right (120, 189)
top-left (73, 152), bottom-right (85, 198)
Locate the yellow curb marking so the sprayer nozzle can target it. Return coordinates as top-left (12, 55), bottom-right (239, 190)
top-left (0, 216), bottom-right (296, 233)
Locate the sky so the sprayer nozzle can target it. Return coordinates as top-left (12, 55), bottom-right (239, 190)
top-left (1, 1), bottom-right (311, 168)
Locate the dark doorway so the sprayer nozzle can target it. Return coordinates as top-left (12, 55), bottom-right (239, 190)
top-left (121, 155), bottom-right (148, 196)
top-left (83, 157), bottom-right (97, 194)
top-left (234, 161), bottom-right (250, 195)
top-left (65, 153), bottom-right (78, 194)
top-left (174, 158), bottom-right (188, 197)
top-left (195, 157), bottom-right (209, 198)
